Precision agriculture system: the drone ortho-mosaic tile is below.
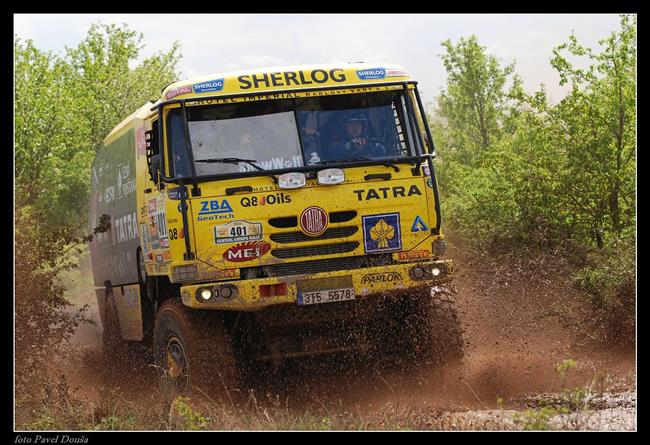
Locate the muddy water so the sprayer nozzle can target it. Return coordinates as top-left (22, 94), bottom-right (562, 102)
top-left (56, 241), bottom-right (636, 419)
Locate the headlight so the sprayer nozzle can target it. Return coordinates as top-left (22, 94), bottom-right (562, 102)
top-left (317, 168), bottom-right (345, 185)
top-left (409, 263), bottom-right (448, 281)
top-left (278, 172), bottom-right (306, 189)
top-left (198, 288), bottom-right (213, 301)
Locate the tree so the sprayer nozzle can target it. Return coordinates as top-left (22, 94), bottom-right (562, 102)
top-left (538, 15), bottom-right (636, 248)
top-left (15, 23), bottom-right (182, 229)
top-left (14, 24), bottom-right (183, 403)
top-left (436, 35), bottom-right (517, 167)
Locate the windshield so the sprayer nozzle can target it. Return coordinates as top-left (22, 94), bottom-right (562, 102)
top-left (167, 90), bottom-right (416, 177)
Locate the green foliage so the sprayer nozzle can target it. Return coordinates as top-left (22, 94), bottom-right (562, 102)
top-left (14, 208), bottom-right (93, 400)
top-left (572, 237), bottom-right (635, 345)
top-left (434, 16), bottom-right (636, 344)
top-left (514, 406), bottom-right (562, 431)
top-left (171, 397), bottom-right (212, 430)
top-left (15, 23), bottom-right (181, 229)
top-left (14, 23), bottom-right (183, 410)
top-left (437, 35), bottom-right (517, 167)
top-left (555, 359), bottom-right (577, 386)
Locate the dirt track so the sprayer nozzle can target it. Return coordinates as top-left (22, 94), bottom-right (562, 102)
top-left (54, 239), bottom-right (636, 430)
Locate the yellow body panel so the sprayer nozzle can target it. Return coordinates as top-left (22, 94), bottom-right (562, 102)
top-left (112, 284), bottom-right (143, 340)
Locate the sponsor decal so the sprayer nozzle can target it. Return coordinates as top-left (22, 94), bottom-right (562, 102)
top-left (427, 177), bottom-right (433, 188)
top-left (353, 185), bottom-right (422, 201)
top-left (156, 254), bottom-right (164, 263)
top-left (148, 199), bottom-right (157, 213)
top-left (155, 209), bottom-right (168, 240)
top-left (422, 165), bottom-right (431, 177)
top-left (197, 199), bottom-right (234, 221)
top-left (300, 206), bottom-right (328, 237)
top-left (252, 185), bottom-right (277, 192)
top-left (104, 186), bottom-right (116, 203)
top-left (386, 68), bottom-right (410, 78)
top-left (136, 126), bottom-right (147, 156)
top-left (214, 220), bottom-right (263, 244)
top-left (361, 271), bottom-right (403, 285)
top-left (192, 78), bottom-right (225, 94)
top-left (111, 212), bottom-right (139, 245)
top-left (240, 193), bottom-right (291, 207)
top-left (356, 68), bottom-right (386, 80)
top-left (116, 163), bottom-right (134, 199)
top-left (153, 264), bottom-right (169, 274)
top-left (411, 216), bottom-right (429, 232)
top-left (223, 241), bottom-right (271, 262)
top-left (362, 213), bottom-right (402, 253)
top-left (166, 85), bottom-right (193, 100)
top-left (395, 250), bottom-right (431, 262)
top-left (238, 69), bottom-right (347, 90)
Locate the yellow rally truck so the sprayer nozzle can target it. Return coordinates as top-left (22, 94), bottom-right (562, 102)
top-left (89, 63), bottom-right (462, 391)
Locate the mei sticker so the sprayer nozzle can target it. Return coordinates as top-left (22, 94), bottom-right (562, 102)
top-left (214, 220), bottom-right (263, 244)
top-left (362, 213), bottom-right (402, 253)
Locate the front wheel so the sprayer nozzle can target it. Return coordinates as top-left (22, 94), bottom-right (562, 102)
top-left (410, 284), bottom-right (464, 363)
top-left (153, 299), bottom-right (238, 397)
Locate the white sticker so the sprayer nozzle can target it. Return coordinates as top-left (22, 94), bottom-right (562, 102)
top-left (214, 220), bottom-right (263, 244)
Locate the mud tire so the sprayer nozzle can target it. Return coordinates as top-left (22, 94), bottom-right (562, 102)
top-left (102, 294), bottom-right (126, 361)
top-left (411, 284), bottom-right (464, 364)
top-left (153, 299), bottom-right (238, 398)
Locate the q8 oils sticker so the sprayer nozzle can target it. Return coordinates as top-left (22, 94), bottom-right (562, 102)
top-left (214, 220), bottom-right (263, 244)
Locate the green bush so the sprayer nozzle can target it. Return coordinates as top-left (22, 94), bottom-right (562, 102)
top-left (573, 237), bottom-right (635, 345)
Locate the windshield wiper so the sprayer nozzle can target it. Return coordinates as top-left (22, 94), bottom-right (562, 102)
top-left (314, 157), bottom-right (372, 165)
top-left (195, 157), bottom-right (265, 172)
top-left (315, 157), bottom-right (400, 172)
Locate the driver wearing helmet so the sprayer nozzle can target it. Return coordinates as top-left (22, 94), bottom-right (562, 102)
top-left (329, 112), bottom-right (387, 160)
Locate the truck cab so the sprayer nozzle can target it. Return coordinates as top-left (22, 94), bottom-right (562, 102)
top-left (89, 63), bottom-right (462, 393)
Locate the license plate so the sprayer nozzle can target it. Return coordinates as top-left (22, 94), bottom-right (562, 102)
top-left (298, 288), bottom-right (355, 305)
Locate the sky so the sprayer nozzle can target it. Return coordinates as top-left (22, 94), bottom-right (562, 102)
top-left (14, 14), bottom-right (626, 108)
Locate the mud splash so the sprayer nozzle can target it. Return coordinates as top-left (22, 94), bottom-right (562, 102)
top-left (48, 239), bottom-right (635, 428)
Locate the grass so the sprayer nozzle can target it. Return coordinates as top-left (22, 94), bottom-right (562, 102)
top-left (16, 355), bottom-right (629, 432)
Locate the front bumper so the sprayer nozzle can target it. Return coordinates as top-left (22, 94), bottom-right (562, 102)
top-left (180, 259), bottom-right (453, 310)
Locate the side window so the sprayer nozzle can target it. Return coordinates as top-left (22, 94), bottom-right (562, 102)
top-left (166, 109), bottom-right (192, 178)
top-left (146, 120), bottom-right (160, 184)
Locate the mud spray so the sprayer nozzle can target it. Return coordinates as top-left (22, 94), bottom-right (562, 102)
top-left (49, 241), bottom-right (635, 429)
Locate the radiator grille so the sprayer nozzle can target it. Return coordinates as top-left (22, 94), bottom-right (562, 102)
top-left (271, 242), bottom-right (359, 259)
top-left (329, 211), bottom-right (357, 223)
top-left (268, 216), bottom-right (298, 228)
top-left (270, 226), bottom-right (358, 244)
